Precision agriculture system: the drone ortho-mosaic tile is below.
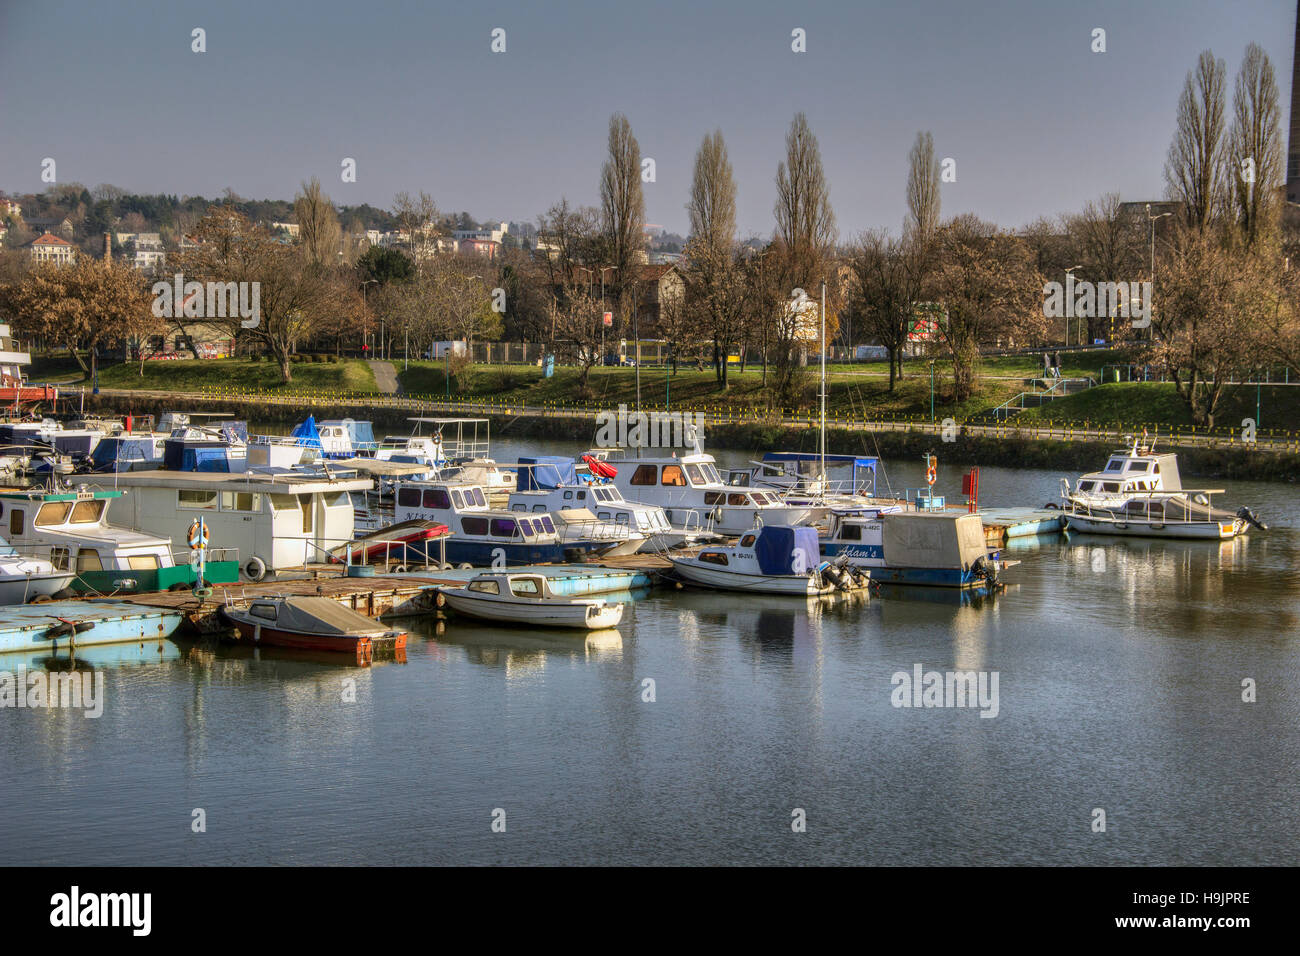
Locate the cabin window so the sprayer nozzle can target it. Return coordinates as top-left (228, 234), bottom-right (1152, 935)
top-left (423, 489), bottom-right (451, 509)
top-left (70, 499), bottom-right (105, 523)
top-left (510, 578), bottom-right (541, 597)
top-left (1148, 503), bottom-right (1164, 520)
top-left (220, 492), bottom-right (262, 513)
top-left (532, 505), bottom-right (546, 513)
top-left (704, 491), bottom-right (723, 506)
top-left (324, 492), bottom-right (350, 509)
top-left (630, 464), bottom-right (658, 486)
top-left (467, 579), bottom-right (499, 594)
top-left (839, 524), bottom-right (862, 541)
top-left (250, 604), bottom-right (277, 621)
top-left (76, 549), bottom-right (103, 572)
top-left (661, 465), bottom-right (686, 486)
top-left (178, 490), bottom-right (218, 510)
top-left (1125, 501), bottom-right (1147, 515)
top-left (1102, 483), bottom-right (1120, 493)
top-left (50, 547), bottom-right (70, 571)
top-left (1105, 459), bottom-right (1123, 472)
top-left (740, 533), bottom-right (757, 547)
top-left (1128, 461), bottom-right (1151, 473)
top-left (685, 464), bottom-right (705, 484)
top-left (563, 490), bottom-right (573, 500)
top-left (701, 463), bottom-right (722, 484)
top-left (490, 518), bottom-right (517, 538)
top-left (35, 501), bottom-right (72, 526)
top-left (451, 490), bottom-right (465, 508)
top-left (128, 554), bottom-right (160, 570)
top-left (9, 509), bottom-right (22, 536)
top-left (728, 493), bottom-right (749, 506)
top-left (468, 488), bottom-right (487, 507)
top-left (510, 504), bottom-right (524, 512)
top-left (520, 519), bottom-right (535, 536)
top-left (698, 551), bottom-right (729, 566)
top-left (598, 511), bottom-right (611, 520)
top-left (536, 516), bottom-right (556, 534)
top-left (461, 517), bottom-right (489, 535)
top-left (268, 494), bottom-right (299, 513)
top-left (1078, 481), bottom-right (1094, 492)
top-left (397, 488), bottom-right (421, 508)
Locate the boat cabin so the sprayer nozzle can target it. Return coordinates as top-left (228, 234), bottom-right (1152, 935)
top-left (1073, 441), bottom-right (1181, 497)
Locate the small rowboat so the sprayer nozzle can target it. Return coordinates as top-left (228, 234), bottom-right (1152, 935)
top-left (439, 572), bottom-right (625, 629)
top-left (221, 596), bottom-right (407, 663)
top-left (581, 454), bottom-right (618, 480)
top-left (331, 520), bottom-right (450, 565)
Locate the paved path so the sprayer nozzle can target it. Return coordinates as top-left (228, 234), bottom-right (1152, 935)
top-left (368, 360), bottom-right (399, 394)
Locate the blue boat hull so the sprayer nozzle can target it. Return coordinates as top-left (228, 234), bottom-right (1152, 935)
top-left (0, 600), bottom-right (185, 654)
top-left (398, 538), bottom-right (590, 567)
top-left (821, 541), bottom-right (980, 588)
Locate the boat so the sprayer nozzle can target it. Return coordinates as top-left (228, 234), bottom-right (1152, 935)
top-left (438, 572), bottom-right (626, 629)
top-left (1058, 437), bottom-right (1267, 540)
top-left (593, 446), bottom-right (814, 535)
top-left (391, 477), bottom-right (629, 564)
top-left (821, 509), bottom-right (1008, 589)
top-left (0, 598), bottom-right (184, 653)
top-left (0, 533), bottom-right (74, 604)
top-left (0, 486), bottom-right (240, 593)
top-left (668, 525), bottom-right (866, 595)
top-left (220, 595), bottom-right (407, 662)
top-left (71, 469), bottom-right (374, 581)
top-left (331, 519), bottom-right (451, 567)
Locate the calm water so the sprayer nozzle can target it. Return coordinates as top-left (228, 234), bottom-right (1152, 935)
top-left (2, 441), bottom-right (1298, 865)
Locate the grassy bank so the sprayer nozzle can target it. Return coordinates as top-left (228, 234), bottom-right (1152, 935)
top-left (75, 357), bottom-right (380, 392)
top-left (1016, 381), bottom-right (1300, 435)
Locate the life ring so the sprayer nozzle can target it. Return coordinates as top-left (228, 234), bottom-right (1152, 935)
top-left (245, 556), bottom-right (267, 582)
top-left (712, 506), bottom-right (724, 523)
top-left (1044, 502), bottom-right (1059, 510)
top-left (926, 465), bottom-right (937, 485)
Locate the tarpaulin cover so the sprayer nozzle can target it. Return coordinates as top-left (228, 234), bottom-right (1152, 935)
top-left (518, 456), bottom-right (577, 491)
top-left (291, 416), bottom-right (322, 449)
top-left (880, 512), bottom-right (987, 570)
top-left (164, 440), bottom-right (232, 472)
top-left (50, 433), bottom-right (94, 457)
top-left (754, 525), bottom-right (821, 575)
top-left (90, 437), bottom-right (156, 471)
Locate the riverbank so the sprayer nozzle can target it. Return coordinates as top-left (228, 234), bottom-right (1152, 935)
top-left (82, 390), bottom-right (1300, 482)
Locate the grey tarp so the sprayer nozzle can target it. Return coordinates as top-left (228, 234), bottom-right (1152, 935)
top-left (881, 512), bottom-right (988, 570)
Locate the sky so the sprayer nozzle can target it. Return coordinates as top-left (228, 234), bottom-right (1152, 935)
top-left (0, 0), bottom-right (1295, 239)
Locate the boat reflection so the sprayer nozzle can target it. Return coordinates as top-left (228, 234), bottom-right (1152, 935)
top-left (0, 638), bottom-right (180, 673)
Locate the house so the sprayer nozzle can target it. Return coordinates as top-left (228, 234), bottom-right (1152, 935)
top-left (115, 232), bottom-right (166, 273)
top-left (1, 200), bottom-right (22, 220)
top-left (459, 237), bottom-right (500, 259)
top-left (24, 215), bottom-right (74, 238)
top-left (453, 223), bottom-right (508, 244)
top-left (636, 263), bottom-right (684, 331)
top-left (26, 232), bottom-right (76, 266)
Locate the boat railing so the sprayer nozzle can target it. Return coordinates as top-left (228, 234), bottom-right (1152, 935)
top-left (1065, 496), bottom-right (1222, 526)
top-left (557, 516), bottom-right (638, 541)
top-left (170, 547), bottom-right (239, 565)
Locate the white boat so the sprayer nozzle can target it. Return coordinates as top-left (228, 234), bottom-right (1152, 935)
top-left (1059, 437), bottom-right (1266, 540)
top-left (0, 533), bottom-right (74, 604)
top-left (669, 525), bottom-right (867, 595)
top-left (440, 572), bottom-right (626, 629)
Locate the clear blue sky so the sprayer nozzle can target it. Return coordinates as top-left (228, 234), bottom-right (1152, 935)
top-left (0, 0), bottom-right (1294, 238)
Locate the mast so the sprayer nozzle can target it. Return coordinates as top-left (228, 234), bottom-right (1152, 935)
top-left (820, 279), bottom-right (827, 483)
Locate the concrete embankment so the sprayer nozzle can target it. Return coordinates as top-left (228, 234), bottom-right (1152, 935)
top-left (84, 390), bottom-right (1300, 483)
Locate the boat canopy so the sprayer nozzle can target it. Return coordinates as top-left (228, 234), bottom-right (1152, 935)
top-left (256, 597), bottom-right (380, 635)
top-left (291, 416), bottom-right (323, 449)
top-left (322, 419), bottom-right (377, 451)
top-left (162, 440), bottom-right (234, 472)
top-left (754, 525), bottom-right (821, 575)
top-left (761, 452), bottom-right (877, 471)
top-left (518, 456), bottom-right (577, 491)
top-left (89, 436), bottom-right (156, 470)
top-left (881, 512), bottom-right (987, 570)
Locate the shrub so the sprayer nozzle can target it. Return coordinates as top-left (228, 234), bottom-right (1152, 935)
top-left (326, 354), bottom-right (339, 364)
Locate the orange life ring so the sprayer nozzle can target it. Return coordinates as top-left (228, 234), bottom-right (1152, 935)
top-left (926, 465), bottom-right (936, 484)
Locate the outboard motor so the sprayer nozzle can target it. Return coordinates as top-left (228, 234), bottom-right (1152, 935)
top-left (1237, 507), bottom-right (1269, 531)
top-left (972, 554), bottom-right (1001, 590)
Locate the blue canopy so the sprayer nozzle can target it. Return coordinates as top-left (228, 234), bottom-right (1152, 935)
top-left (291, 416), bottom-right (322, 449)
top-left (90, 437), bottom-right (157, 472)
top-left (754, 525), bottom-right (821, 576)
top-left (761, 452), bottom-right (877, 471)
top-left (517, 456), bottom-right (577, 491)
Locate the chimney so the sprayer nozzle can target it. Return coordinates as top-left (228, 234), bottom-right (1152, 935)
top-left (103, 232), bottom-right (112, 262)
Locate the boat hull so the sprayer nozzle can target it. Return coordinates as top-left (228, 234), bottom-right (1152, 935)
top-left (1064, 515), bottom-right (1243, 540)
top-left (400, 538), bottom-right (583, 566)
top-left (0, 599), bottom-right (183, 653)
top-left (225, 617), bottom-right (386, 659)
top-left (441, 589), bottom-right (625, 629)
top-left (69, 560), bottom-right (241, 595)
top-left (0, 572), bottom-right (76, 605)
top-left (668, 558), bottom-right (830, 595)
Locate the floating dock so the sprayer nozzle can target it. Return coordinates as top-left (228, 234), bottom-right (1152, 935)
top-left (106, 563), bottom-right (657, 636)
top-left (979, 507), bottom-right (1066, 542)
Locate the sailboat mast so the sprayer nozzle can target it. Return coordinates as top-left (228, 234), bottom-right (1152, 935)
top-left (820, 279), bottom-right (826, 481)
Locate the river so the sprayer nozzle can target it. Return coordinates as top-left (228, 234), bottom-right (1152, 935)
top-left (1, 438), bottom-right (1297, 865)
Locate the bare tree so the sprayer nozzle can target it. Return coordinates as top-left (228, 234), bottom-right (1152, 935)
top-left (294, 177), bottom-right (342, 267)
top-left (846, 231), bottom-right (926, 390)
top-left (685, 129), bottom-right (744, 386)
top-left (1228, 42), bottom-right (1284, 248)
top-left (1064, 193), bottom-right (1143, 341)
top-left (773, 112), bottom-right (836, 289)
top-left (599, 114), bottom-right (646, 333)
top-left (905, 132), bottom-right (941, 243)
top-left (392, 190), bottom-right (440, 263)
top-left (1165, 50), bottom-right (1228, 232)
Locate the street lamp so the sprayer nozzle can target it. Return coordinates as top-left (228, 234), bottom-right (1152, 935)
top-left (1064, 265), bottom-right (1082, 347)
